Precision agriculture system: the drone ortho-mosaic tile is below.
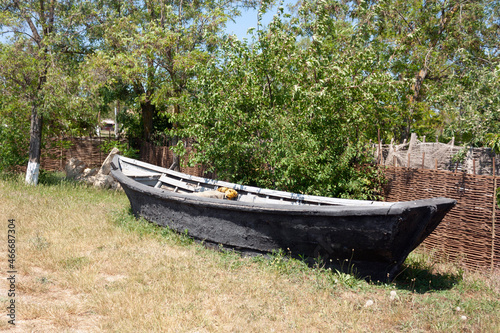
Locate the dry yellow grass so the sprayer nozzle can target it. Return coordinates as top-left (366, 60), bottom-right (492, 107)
top-left (0, 175), bottom-right (499, 332)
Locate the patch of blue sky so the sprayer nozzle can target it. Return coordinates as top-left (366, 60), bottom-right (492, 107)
top-left (224, 1), bottom-right (295, 42)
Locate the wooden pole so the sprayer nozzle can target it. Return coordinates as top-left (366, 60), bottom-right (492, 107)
top-left (435, 158), bottom-right (438, 170)
top-left (494, 155), bottom-right (497, 177)
top-left (473, 159), bottom-right (476, 175)
top-left (492, 155), bottom-right (496, 270)
top-left (60, 135), bottom-right (63, 170)
top-left (421, 152), bottom-right (425, 169)
top-left (378, 129), bottom-right (382, 165)
top-left (407, 153), bottom-right (411, 168)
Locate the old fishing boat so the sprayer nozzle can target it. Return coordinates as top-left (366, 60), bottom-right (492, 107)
top-left (111, 155), bottom-right (456, 281)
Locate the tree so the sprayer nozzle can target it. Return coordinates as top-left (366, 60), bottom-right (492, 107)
top-left (436, 57), bottom-right (500, 145)
top-left (364, 0), bottom-right (500, 142)
top-left (84, 0), bottom-right (258, 170)
top-left (0, 0), bottom-right (94, 184)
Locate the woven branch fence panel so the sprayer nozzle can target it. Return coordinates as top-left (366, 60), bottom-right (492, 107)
top-left (40, 138), bottom-right (205, 176)
top-left (41, 137), bottom-right (124, 171)
top-left (384, 167), bottom-right (498, 270)
top-left (378, 133), bottom-right (499, 176)
top-left (139, 141), bottom-right (208, 178)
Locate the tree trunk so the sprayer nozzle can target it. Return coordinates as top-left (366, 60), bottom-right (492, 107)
top-left (141, 100), bottom-right (155, 141)
top-left (404, 67), bottom-right (429, 141)
top-left (169, 135), bottom-right (181, 172)
top-left (114, 100), bottom-right (120, 139)
top-left (170, 103), bottom-right (181, 172)
top-left (25, 104), bottom-right (43, 185)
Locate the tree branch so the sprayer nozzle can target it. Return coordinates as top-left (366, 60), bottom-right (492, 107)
top-left (13, 0), bottom-right (42, 46)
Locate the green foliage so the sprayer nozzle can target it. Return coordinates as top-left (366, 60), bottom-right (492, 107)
top-left (0, 100), bottom-right (29, 172)
top-left (99, 140), bottom-right (138, 159)
top-left (451, 148), bottom-right (468, 164)
top-left (81, 0), bottom-right (256, 141)
top-left (497, 188), bottom-right (500, 209)
top-left (1, 0), bottom-right (498, 193)
top-left (170, 0), bottom-right (498, 197)
top-left (116, 109), bottom-right (143, 141)
top-left (437, 58), bottom-right (500, 146)
top-left (0, 4), bottom-right (97, 129)
top-left (174, 0), bottom-right (391, 199)
top-left (356, 0), bottom-right (500, 143)
top-left (486, 133), bottom-right (500, 155)
top-left (0, 123), bottom-right (28, 172)
top-left (0, 1), bottom-right (102, 177)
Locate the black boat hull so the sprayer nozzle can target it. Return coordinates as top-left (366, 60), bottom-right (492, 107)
top-left (111, 158), bottom-right (455, 281)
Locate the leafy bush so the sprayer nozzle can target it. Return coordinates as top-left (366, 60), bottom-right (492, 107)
top-left (486, 133), bottom-right (500, 155)
top-left (117, 109), bottom-right (142, 142)
top-left (0, 115), bottom-right (29, 172)
top-left (451, 148), bottom-right (468, 164)
top-left (99, 140), bottom-right (139, 159)
top-left (173, 2), bottom-right (391, 199)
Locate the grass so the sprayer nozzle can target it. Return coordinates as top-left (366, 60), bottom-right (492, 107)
top-left (0, 172), bottom-right (499, 332)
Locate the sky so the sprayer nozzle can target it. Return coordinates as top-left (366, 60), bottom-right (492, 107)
top-left (224, 2), bottom-right (294, 41)
top-left (225, 7), bottom-right (274, 41)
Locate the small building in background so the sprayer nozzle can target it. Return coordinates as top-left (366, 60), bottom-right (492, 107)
top-left (101, 119), bottom-right (115, 133)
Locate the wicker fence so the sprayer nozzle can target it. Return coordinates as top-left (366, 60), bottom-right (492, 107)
top-left (139, 141), bottom-right (210, 178)
top-left (377, 133), bottom-right (499, 176)
top-left (41, 137), bottom-right (125, 171)
top-left (384, 167), bottom-right (498, 270)
top-left (39, 137), bottom-right (195, 173)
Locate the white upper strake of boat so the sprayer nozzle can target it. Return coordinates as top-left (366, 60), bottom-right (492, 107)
top-left (114, 155), bottom-right (394, 207)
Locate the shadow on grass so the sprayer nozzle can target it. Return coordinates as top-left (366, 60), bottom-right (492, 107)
top-left (0, 172), bottom-right (20, 182)
top-left (391, 261), bottom-right (463, 293)
top-left (38, 170), bottom-right (71, 185)
top-left (1, 170), bottom-right (77, 186)
top-left (113, 207), bottom-right (196, 247)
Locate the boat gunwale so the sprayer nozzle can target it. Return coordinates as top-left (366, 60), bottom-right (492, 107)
top-left (114, 155), bottom-right (393, 206)
top-left (111, 155), bottom-right (455, 217)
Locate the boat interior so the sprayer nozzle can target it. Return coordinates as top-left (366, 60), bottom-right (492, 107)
top-left (115, 155), bottom-right (393, 207)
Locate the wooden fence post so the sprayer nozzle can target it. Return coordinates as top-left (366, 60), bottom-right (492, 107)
top-left (492, 156), bottom-right (497, 270)
top-left (60, 136), bottom-right (63, 170)
top-left (99, 137), bottom-right (102, 165)
top-left (377, 129), bottom-right (382, 165)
